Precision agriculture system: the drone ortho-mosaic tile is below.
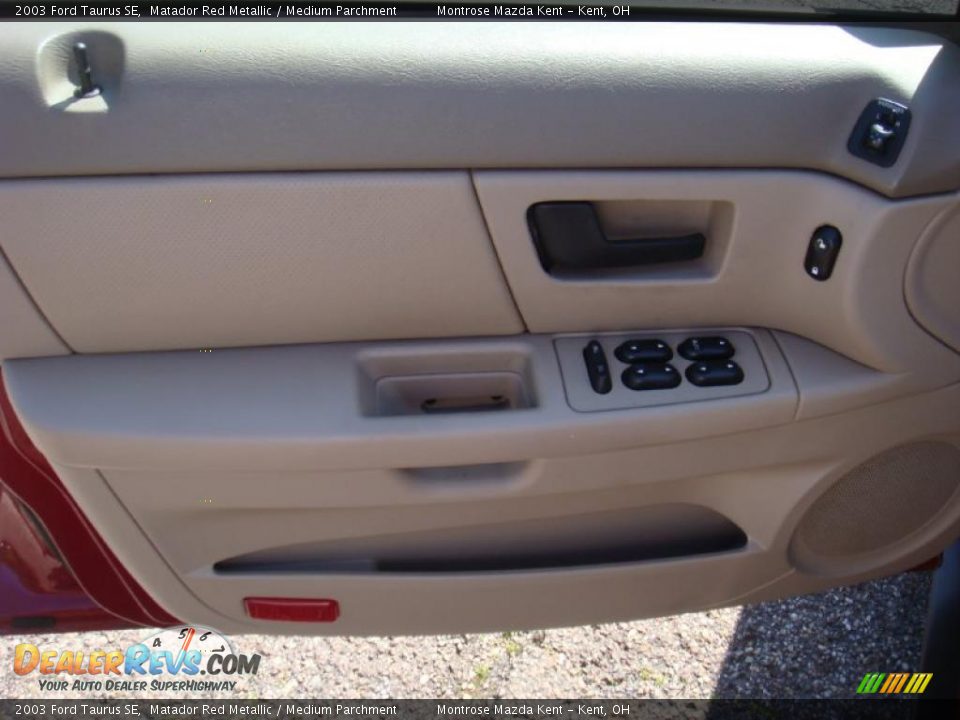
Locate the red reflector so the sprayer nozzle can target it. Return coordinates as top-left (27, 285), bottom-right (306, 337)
top-left (244, 597), bottom-right (340, 623)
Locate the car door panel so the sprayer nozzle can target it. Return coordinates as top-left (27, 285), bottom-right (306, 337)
top-left (0, 252), bottom-right (67, 361)
top-left (0, 172), bottom-right (523, 353)
top-left (474, 170), bottom-right (960, 379)
top-left (0, 21), bottom-right (958, 635)
top-left (9, 370), bottom-right (959, 635)
top-left (1, 24), bottom-right (958, 197)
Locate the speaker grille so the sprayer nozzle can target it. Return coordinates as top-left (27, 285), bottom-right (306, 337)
top-left (791, 442), bottom-right (960, 569)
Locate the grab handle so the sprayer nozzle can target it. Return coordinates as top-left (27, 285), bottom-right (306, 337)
top-left (528, 202), bottom-right (705, 273)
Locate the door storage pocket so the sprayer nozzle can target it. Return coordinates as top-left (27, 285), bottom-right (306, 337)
top-left (214, 504), bottom-right (747, 575)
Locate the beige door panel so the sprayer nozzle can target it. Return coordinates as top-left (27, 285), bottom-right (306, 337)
top-left (0, 172), bottom-right (523, 354)
top-left (3, 330), bottom-right (797, 472)
top-left (0, 250), bottom-right (68, 360)
top-left (474, 171), bottom-right (960, 383)
top-left (10, 361), bottom-right (958, 635)
top-left (906, 202), bottom-right (960, 355)
top-left (0, 22), bottom-right (958, 635)
top-left (5, 322), bottom-right (960, 634)
top-left (1, 24), bottom-right (958, 198)
top-left (4, 166), bottom-right (960, 634)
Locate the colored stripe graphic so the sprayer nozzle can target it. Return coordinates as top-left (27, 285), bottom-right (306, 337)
top-left (904, 674), bottom-right (920, 694)
top-left (857, 672), bottom-right (933, 694)
top-left (893, 674), bottom-right (909, 693)
top-left (880, 673), bottom-right (902, 693)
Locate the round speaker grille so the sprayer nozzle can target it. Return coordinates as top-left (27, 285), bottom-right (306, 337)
top-left (791, 442), bottom-right (960, 573)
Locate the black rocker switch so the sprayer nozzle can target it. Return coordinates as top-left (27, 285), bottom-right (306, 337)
top-left (678, 336), bottom-right (735, 362)
top-left (622, 363), bottom-right (682, 391)
top-left (804, 225), bottom-right (843, 281)
top-left (686, 360), bottom-right (745, 387)
top-left (583, 340), bottom-right (612, 394)
top-left (614, 339), bottom-right (673, 364)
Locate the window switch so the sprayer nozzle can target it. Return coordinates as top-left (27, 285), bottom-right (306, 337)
top-left (621, 363), bottom-right (681, 391)
top-left (678, 336), bottom-right (735, 361)
top-left (686, 360), bottom-right (744, 387)
top-left (614, 339), bottom-right (673, 364)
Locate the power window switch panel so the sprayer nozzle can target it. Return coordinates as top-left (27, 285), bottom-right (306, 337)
top-left (582, 340), bottom-right (612, 394)
top-left (678, 336), bottom-right (735, 361)
top-left (686, 360), bottom-right (744, 387)
top-left (554, 330), bottom-right (770, 412)
top-left (621, 363), bottom-right (682, 391)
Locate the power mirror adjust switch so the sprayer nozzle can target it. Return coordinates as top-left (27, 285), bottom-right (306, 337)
top-left (614, 339), bottom-right (673, 364)
top-left (686, 360), bottom-right (744, 387)
top-left (621, 363), bottom-right (681, 391)
top-left (678, 336), bottom-right (735, 361)
top-left (583, 340), bottom-right (612, 394)
top-left (847, 98), bottom-right (911, 168)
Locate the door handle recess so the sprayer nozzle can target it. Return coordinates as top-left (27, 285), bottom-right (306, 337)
top-left (528, 202), bottom-right (706, 273)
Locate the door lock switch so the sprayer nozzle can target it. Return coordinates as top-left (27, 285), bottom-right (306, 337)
top-left (678, 336), bottom-right (735, 361)
top-left (614, 339), bottom-right (673, 364)
top-left (583, 340), bottom-right (612, 394)
top-left (621, 363), bottom-right (681, 391)
top-left (804, 225), bottom-right (842, 281)
top-left (686, 360), bottom-right (744, 387)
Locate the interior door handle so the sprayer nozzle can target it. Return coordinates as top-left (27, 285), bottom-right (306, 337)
top-left (528, 202), bottom-right (706, 273)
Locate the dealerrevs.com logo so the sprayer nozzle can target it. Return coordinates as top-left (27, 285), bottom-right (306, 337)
top-left (13, 626), bottom-right (261, 693)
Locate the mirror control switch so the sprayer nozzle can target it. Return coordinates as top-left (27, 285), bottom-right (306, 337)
top-left (847, 98), bottom-right (911, 168)
top-left (678, 336), bottom-right (735, 361)
top-left (686, 360), bottom-right (745, 387)
top-left (622, 363), bottom-right (682, 391)
top-left (583, 340), bottom-right (612, 394)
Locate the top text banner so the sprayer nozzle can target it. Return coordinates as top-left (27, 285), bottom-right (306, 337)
top-left (1, 2), bottom-right (648, 20)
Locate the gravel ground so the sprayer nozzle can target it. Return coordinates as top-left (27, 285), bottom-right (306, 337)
top-left (1, 572), bottom-right (931, 700)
